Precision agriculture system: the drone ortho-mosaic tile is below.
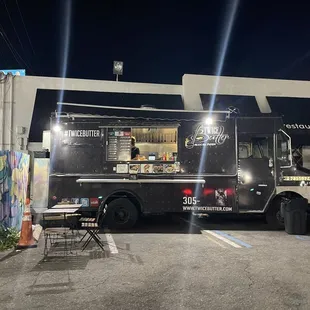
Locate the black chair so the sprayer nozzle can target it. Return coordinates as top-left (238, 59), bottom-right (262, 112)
top-left (79, 202), bottom-right (106, 251)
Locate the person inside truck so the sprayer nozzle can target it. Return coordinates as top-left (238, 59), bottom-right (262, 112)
top-left (131, 136), bottom-right (140, 159)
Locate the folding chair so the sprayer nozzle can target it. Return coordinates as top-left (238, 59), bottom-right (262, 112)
top-left (79, 202), bottom-right (106, 251)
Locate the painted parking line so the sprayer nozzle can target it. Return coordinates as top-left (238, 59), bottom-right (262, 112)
top-left (105, 233), bottom-right (118, 254)
top-left (182, 218), bottom-right (228, 248)
top-left (295, 235), bottom-right (310, 241)
top-left (203, 230), bottom-right (242, 248)
top-left (204, 234), bottom-right (227, 248)
top-left (214, 230), bottom-right (252, 248)
top-left (182, 218), bottom-right (251, 249)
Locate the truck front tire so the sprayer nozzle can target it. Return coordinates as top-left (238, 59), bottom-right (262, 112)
top-left (105, 198), bottom-right (138, 229)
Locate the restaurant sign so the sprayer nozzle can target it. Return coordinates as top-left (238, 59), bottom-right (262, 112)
top-left (284, 124), bottom-right (310, 130)
top-left (185, 124), bottom-right (229, 149)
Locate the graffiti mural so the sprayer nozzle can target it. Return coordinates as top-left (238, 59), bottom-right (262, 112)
top-left (0, 151), bottom-right (30, 230)
top-left (32, 158), bottom-right (49, 212)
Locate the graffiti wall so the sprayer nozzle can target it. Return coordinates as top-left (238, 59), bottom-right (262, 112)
top-left (32, 158), bottom-right (49, 212)
top-left (0, 151), bottom-right (30, 230)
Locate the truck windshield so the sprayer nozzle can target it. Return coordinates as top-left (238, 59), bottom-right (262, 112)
top-left (277, 130), bottom-right (292, 168)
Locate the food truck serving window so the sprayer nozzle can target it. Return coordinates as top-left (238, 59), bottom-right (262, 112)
top-left (106, 127), bottom-right (178, 161)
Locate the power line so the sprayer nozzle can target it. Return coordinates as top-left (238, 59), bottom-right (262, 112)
top-left (0, 30), bottom-right (24, 68)
top-left (0, 40), bottom-right (7, 68)
top-left (0, 25), bottom-right (34, 74)
top-left (274, 48), bottom-right (310, 78)
top-left (15, 0), bottom-right (35, 55)
top-left (0, 52), bottom-right (6, 69)
top-left (1, 0), bottom-right (24, 51)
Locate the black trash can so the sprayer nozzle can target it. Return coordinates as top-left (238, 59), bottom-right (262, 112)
top-left (282, 198), bottom-right (308, 235)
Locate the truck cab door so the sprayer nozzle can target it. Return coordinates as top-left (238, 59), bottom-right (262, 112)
top-left (237, 134), bottom-right (275, 212)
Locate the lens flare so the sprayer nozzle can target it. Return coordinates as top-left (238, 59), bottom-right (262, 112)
top-left (51, 0), bottom-right (72, 171)
top-left (209, 0), bottom-right (240, 113)
top-left (57, 0), bottom-right (72, 117)
top-left (193, 0), bottom-right (240, 212)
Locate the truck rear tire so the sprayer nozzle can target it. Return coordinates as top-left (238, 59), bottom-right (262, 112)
top-left (105, 198), bottom-right (138, 229)
top-left (266, 198), bottom-right (284, 230)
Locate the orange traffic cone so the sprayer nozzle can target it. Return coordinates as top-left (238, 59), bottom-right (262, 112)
top-left (16, 198), bottom-right (37, 249)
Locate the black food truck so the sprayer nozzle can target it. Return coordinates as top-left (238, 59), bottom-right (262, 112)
top-left (48, 106), bottom-right (310, 229)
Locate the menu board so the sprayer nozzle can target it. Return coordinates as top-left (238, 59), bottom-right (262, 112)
top-left (107, 128), bottom-right (131, 161)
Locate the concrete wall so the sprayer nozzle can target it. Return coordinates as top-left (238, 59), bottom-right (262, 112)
top-left (0, 74), bottom-right (14, 151)
top-left (0, 74), bottom-right (181, 151)
top-left (182, 74), bottom-right (310, 113)
top-left (3, 72), bottom-right (310, 151)
top-left (28, 142), bottom-right (43, 152)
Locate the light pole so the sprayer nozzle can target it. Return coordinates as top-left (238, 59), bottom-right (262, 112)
top-left (113, 61), bottom-right (123, 81)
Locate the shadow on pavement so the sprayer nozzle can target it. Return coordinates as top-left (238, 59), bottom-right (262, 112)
top-left (106, 213), bottom-right (310, 234)
top-left (106, 214), bottom-right (202, 234)
top-left (0, 249), bottom-right (23, 263)
top-left (200, 213), bottom-right (310, 232)
top-left (105, 214), bottom-right (276, 234)
top-left (31, 255), bottom-right (89, 272)
top-left (26, 282), bottom-right (76, 296)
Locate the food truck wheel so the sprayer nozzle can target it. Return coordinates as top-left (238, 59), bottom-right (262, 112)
top-left (266, 198), bottom-right (284, 230)
top-left (106, 198), bottom-right (138, 229)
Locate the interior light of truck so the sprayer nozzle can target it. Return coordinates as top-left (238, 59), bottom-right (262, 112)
top-left (183, 189), bottom-right (192, 196)
top-left (243, 171), bottom-right (252, 183)
top-left (53, 124), bottom-right (61, 132)
top-left (205, 117), bottom-right (213, 125)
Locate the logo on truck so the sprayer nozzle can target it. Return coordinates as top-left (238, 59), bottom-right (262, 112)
top-left (64, 130), bottom-right (100, 138)
top-left (185, 124), bottom-right (229, 149)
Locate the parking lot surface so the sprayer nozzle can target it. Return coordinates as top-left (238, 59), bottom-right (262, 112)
top-left (0, 215), bottom-right (310, 310)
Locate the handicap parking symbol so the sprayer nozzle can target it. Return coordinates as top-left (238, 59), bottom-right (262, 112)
top-left (80, 198), bottom-right (90, 207)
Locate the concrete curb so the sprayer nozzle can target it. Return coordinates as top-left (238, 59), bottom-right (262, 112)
top-left (0, 249), bottom-right (16, 262)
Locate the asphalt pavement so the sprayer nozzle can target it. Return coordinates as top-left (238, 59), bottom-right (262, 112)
top-left (0, 215), bottom-right (310, 310)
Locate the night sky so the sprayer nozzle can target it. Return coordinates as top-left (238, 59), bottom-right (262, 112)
top-left (1, 0), bottom-right (310, 141)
